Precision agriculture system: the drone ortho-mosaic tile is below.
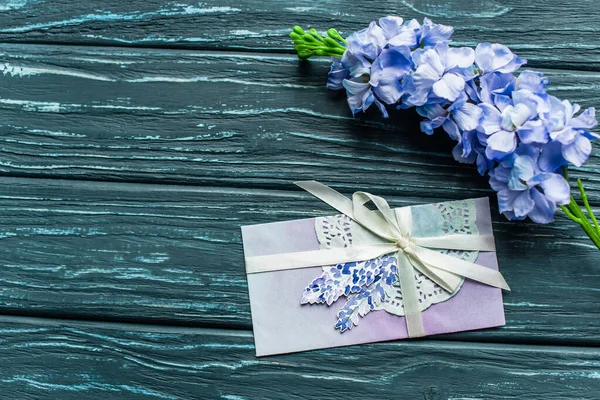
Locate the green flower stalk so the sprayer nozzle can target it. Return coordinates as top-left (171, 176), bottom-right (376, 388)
top-left (290, 26), bottom-right (346, 60)
top-left (560, 168), bottom-right (600, 249)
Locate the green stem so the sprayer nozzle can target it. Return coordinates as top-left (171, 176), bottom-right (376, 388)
top-left (560, 167), bottom-right (600, 250)
top-left (577, 178), bottom-right (600, 233)
top-left (559, 204), bottom-right (579, 222)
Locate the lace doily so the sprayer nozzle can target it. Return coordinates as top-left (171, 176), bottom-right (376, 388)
top-left (314, 200), bottom-right (479, 316)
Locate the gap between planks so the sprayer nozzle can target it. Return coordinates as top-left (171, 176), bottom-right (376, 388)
top-left (0, 40), bottom-right (599, 72)
top-left (0, 313), bottom-right (598, 351)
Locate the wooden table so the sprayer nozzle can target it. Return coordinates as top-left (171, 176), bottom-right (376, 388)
top-left (0, 1), bottom-right (598, 398)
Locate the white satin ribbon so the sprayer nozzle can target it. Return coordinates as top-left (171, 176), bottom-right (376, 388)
top-left (245, 181), bottom-right (510, 338)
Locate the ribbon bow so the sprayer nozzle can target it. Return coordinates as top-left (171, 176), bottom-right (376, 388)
top-left (245, 181), bottom-right (510, 338)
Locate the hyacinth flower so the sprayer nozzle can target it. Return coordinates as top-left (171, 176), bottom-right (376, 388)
top-left (290, 17), bottom-right (600, 250)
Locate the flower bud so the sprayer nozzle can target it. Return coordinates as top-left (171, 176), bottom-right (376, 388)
top-left (323, 37), bottom-right (341, 48)
top-left (292, 26), bottom-right (306, 36)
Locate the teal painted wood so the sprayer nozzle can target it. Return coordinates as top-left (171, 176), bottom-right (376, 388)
top-left (0, 44), bottom-right (598, 199)
top-left (0, 315), bottom-right (598, 399)
top-left (0, 3), bottom-right (598, 398)
top-left (0, 0), bottom-right (599, 70)
top-left (0, 176), bottom-right (598, 345)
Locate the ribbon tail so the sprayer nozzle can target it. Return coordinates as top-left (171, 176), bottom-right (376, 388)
top-left (413, 234), bottom-right (496, 251)
top-left (295, 181), bottom-right (355, 217)
top-left (406, 252), bottom-right (463, 293)
top-left (414, 246), bottom-right (511, 291)
top-left (295, 181), bottom-right (397, 241)
top-left (396, 252), bottom-right (425, 338)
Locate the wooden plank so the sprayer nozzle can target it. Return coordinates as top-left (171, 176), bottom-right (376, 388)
top-left (0, 44), bottom-right (599, 199)
top-left (0, 315), bottom-right (598, 399)
top-left (1, 176), bottom-right (598, 345)
top-left (0, 1), bottom-right (599, 69)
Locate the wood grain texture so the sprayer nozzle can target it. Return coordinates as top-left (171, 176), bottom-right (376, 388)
top-left (0, 3), bottom-right (598, 397)
top-left (0, 44), bottom-right (598, 200)
top-left (0, 315), bottom-right (598, 400)
top-left (0, 0), bottom-right (600, 70)
top-left (1, 176), bottom-right (598, 344)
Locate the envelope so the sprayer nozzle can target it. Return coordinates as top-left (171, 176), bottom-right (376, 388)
top-left (242, 196), bottom-right (505, 356)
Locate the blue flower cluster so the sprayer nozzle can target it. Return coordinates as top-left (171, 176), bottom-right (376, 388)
top-left (328, 16), bottom-right (598, 223)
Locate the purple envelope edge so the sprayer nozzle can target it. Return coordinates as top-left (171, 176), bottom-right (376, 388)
top-left (242, 197), bottom-right (505, 357)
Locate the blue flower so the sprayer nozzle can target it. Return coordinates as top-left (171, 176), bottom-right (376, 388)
top-left (405, 42), bottom-right (475, 106)
top-left (418, 18), bottom-right (454, 47)
top-left (386, 18), bottom-right (420, 48)
top-left (475, 43), bottom-right (526, 75)
top-left (478, 102), bottom-right (529, 160)
top-left (330, 18), bottom-right (415, 117)
top-left (478, 87), bottom-right (552, 160)
top-left (418, 93), bottom-right (482, 141)
top-left (386, 17), bottom-right (453, 49)
top-left (489, 148), bottom-right (570, 223)
top-left (369, 47), bottom-right (413, 104)
top-left (341, 23), bottom-right (386, 77)
top-left (342, 46), bottom-right (412, 117)
top-left (476, 72), bottom-right (516, 105)
top-left (539, 98), bottom-right (599, 170)
top-left (342, 79), bottom-right (388, 117)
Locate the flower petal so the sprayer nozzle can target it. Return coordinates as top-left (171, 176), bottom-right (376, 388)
top-left (341, 50), bottom-right (372, 78)
top-left (510, 103), bottom-right (533, 127)
top-left (491, 43), bottom-right (525, 73)
top-left (442, 119), bottom-right (461, 141)
top-left (570, 107), bottom-right (598, 130)
top-left (370, 47), bottom-right (411, 104)
top-left (342, 79), bottom-right (371, 115)
top-left (474, 43), bottom-right (494, 73)
top-left (550, 127), bottom-right (579, 145)
top-left (513, 190), bottom-right (535, 218)
top-left (538, 141), bottom-right (566, 172)
top-left (516, 70), bottom-right (549, 93)
top-left (538, 173), bottom-right (570, 205)
top-left (475, 43), bottom-right (525, 74)
top-left (410, 61), bottom-right (443, 106)
top-left (327, 61), bottom-right (349, 90)
top-left (365, 21), bottom-right (387, 48)
top-left (509, 155), bottom-right (536, 190)
top-left (497, 188), bottom-right (519, 214)
top-left (479, 72), bottom-right (516, 105)
top-left (453, 141), bottom-right (476, 164)
top-left (420, 17), bottom-right (454, 47)
top-left (453, 102), bottom-right (482, 131)
top-left (420, 116), bottom-right (446, 135)
top-left (489, 166), bottom-right (510, 191)
top-left (517, 120), bottom-right (548, 144)
top-left (487, 130), bottom-right (517, 157)
top-left (387, 26), bottom-right (419, 48)
top-left (446, 47), bottom-right (475, 69)
top-left (432, 72), bottom-right (465, 101)
top-left (378, 16), bottom-right (404, 40)
top-left (562, 135), bottom-right (592, 167)
top-left (373, 98), bottom-right (389, 118)
top-left (478, 103), bottom-right (502, 134)
top-left (528, 188), bottom-right (556, 224)
top-left (417, 103), bottom-right (447, 120)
